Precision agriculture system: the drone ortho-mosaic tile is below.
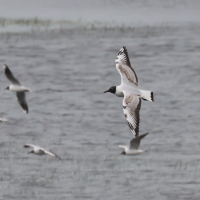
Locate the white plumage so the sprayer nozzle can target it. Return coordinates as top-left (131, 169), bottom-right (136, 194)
top-left (104, 47), bottom-right (154, 137)
top-left (119, 132), bottom-right (149, 155)
top-left (24, 144), bottom-right (61, 159)
top-left (0, 116), bottom-right (7, 122)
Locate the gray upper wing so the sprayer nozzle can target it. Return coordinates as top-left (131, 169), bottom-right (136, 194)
top-left (44, 149), bottom-right (61, 159)
top-left (4, 64), bottom-right (21, 85)
top-left (16, 92), bottom-right (28, 114)
top-left (130, 132), bottom-right (149, 149)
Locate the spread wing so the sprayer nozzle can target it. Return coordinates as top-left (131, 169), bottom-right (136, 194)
top-left (16, 92), bottom-right (28, 114)
top-left (24, 144), bottom-right (61, 159)
top-left (123, 93), bottom-right (141, 137)
top-left (43, 149), bottom-right (61, 159)
top-left (24, 144), bottom-right (39, 148)
top-left (3, 64), bottom-right (21, 85)
top-left (115, 47), bottom-right (138, 86)
top-left (130, 132), bottom-right (149, 149)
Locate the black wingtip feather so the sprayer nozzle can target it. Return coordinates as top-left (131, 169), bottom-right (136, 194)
top-left (151, 92), bottom-right (154, 102)
top-left (118, 46), bottom-right (127, 55)
top-left (21, 103), bottom-right (28, 114)
top-left (4, 64), bottom-right (12, 75)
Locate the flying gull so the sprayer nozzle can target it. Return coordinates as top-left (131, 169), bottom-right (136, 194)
top-left (104, 47), bottom-right (154, 136)
top-left (104, 46), bottom-right (154, 101)
top-left (119, 132), bottom-right (149, 155)
top-left (3, 64), bottom-right (31, 114)
top-left (24, 144), bottom-right (61, 159)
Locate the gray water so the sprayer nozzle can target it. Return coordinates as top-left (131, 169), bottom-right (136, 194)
top-left (0, 1), bottom-right (200, 200)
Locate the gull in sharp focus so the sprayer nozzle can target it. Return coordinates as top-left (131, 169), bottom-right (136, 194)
top-left (119, 132), bottom-right (149, 155)
top-left (3, 64), bottom-right (31, 114)
top-left (104, 47), bottom-right (154, 137)
top-left (104, 46), bottom-right (154, 101)
top-left (24, 144), bottom-right (61, 159)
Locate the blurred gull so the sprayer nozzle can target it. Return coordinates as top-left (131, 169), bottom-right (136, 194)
top-left (104, 47), bottom-right (154, 137)
top-left (0, 116), bottom-right (7, 122)
top-left (24, 144), bottom-right (61, 159)
top-left (3, 64), bottom-right (31, 114)
top-left (119, 132), bottom-right (149, 155)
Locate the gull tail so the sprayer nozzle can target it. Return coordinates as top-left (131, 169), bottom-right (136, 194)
top-left (140, 89), bottom-right (154, 102)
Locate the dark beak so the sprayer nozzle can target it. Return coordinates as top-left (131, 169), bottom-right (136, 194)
top-left (121, 151), bottom-right (126, 155)
top-left (104, 90), bottom-right (109, 93)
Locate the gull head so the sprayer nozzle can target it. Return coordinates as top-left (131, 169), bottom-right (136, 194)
top-left (121, 151), bottom-right (126, 155)
top-left (104, 86), bottom-right (116, 94)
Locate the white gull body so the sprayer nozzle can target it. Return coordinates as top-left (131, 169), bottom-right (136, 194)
top-left (8, 85), bottom-right (31, 92)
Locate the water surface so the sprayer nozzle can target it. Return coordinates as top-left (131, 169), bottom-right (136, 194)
top-left (0, 1), bottom-right (200, 200)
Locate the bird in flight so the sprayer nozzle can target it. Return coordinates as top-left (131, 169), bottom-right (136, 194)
top-left (119, 132), bottom-right (149, 155)
top-left (104, 47), bottom-right (154, 136)
top-left (24, 144), bottom-right (61, 159)
top-left (3, 64), bottom-right (31, 114)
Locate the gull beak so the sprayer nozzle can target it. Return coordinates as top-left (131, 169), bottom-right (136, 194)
top-left (104, 90), bottom-right (109, 93)
top-left (121, 151), bottom-right (126, 155)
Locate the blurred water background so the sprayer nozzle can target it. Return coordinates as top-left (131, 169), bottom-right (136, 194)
top-left (0, 0), bottom-right (200, 199)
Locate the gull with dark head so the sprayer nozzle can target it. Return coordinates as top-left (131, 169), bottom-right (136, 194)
top-left (3, 64), bottom-right (31, 114)
top-left (104, 47), bottom-right (154, 137)
top-left (24, 144), bottom-right (61, 159)
top-left (119, 132), bottom-right (149, 155)
top-left (104, 46), bottom-right (154, 102)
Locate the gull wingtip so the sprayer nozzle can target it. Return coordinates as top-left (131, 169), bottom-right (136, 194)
top-left (3, 64), bottom-right (7, 69)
